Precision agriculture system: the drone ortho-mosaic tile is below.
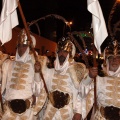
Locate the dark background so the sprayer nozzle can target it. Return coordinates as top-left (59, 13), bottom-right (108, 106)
top-left (1, 0), bottom-right (120, 51)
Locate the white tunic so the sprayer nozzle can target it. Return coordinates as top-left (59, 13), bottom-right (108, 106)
top-left (42, 54), bottom-right (92, 120)
top-left (75, 65), bottom-right (120, 120)
top-left (1, 47), bottom-right (45, 120)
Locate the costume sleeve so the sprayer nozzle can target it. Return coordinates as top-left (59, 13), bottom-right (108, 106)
top-left (32, 73), bottom-right (48, 115)
top-left (1, 59), bottom-right (11, 94)
top-left (32, 73), bottom-right (44, 96)
top-left (82, 87), bottom-right (94, 119)
top-left (74, 81), bottom-right (94, 119)
top-left (68, 62), bottom-right (90, 89)
top-left (74, 92), bottom-right (82, 114)
top-left (79, 76), bottom-right (93, 98)
top-left (33, 87), bottom-right (47, 115)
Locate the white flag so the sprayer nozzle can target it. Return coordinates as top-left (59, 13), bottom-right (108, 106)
top-left (0, 0), bottom-right (19, 45)
top-left (87, 0), bottom-right (108, 53)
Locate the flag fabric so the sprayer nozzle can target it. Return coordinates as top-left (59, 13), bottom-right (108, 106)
top-left (87, 0), bottom-right (108, 53)
top-left (0, 0), bottom-right (19, 45)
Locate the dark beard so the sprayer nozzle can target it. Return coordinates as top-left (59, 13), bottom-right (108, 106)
top-left (59, 55), bottom-right (66, 65)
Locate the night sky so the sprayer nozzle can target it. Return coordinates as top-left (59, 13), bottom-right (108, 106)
top-left (17, 0), bottom-right (115, 30)
top-left (0, 0), bottom-right (119, 51)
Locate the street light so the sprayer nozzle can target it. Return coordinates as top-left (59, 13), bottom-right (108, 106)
top-left (63, 21), bottom-right (73, 35)
top-left (65, 21), bottom-right (72, 25)
top-left (65, 21), bottom-right (73, 31)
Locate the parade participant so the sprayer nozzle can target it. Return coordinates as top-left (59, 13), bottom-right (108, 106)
top-left (0, 29), bottom-right (47, 120)
top-left (38, 36), bottom-right (98, 120)
top-left (73, 40), bottom-right (120, 120)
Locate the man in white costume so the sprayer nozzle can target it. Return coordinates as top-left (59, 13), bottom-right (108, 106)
top-left (73, 40), bottom-right (120, 120)
top-left (39, 36), bottom-right (98, 120)
top-left (0, 29), bottom-right (47, 120)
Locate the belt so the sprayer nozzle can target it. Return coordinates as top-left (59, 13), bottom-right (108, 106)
top-left (49, 90), bottom-right (70, 109)
top-left (8, 99), bottom-right (30, 114)
top-left (100, 106), bottom-right (120, 120)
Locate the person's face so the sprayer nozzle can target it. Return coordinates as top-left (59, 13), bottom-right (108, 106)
top-left (17, 44), bottom-right (28, 57)
top-left (108, 55), bottom-right (120, 72)
top-left (58, 50), bottom-right (69, 65)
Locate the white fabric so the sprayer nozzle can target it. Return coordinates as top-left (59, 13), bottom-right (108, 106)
top-left (71, 42), bottom-right (76, 58)
top-left (2, 106), bottom-right (36, 120)
top-left (2, 47), bottom-right (43, 100)
top-left (1, 48), bottom-right (43, 119)
top-left (42, 54), bottom-right (92, 120)
top-left (74, 79), bottom-right (94, 118)
top-left (43, 68), bottom-right (78, 120)
top-left (75, 59), bottom-right (120, 119)
top-left (2, 60), bottom-right (42, 101)
top-left (75, 76), bottom-right (120, 119)
top-left (54, 54), bottom-right (69, 75)
top-left (3, 61), bottom-right (33, 100)
top-left (30, 35), bottom-right (36, 47)
top-left (87, 0), bottom-right (108, 53)
top-left (0, 0), bottom-right (19, 45)
top-left (102, 59), bottom-right (120, 77)
top-left (15, 47), bottom-right (31, 63)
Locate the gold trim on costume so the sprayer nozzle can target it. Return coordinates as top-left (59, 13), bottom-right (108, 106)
top-left (44, 105), bottom-right (57, 120)
top-left (10, 84), bottom-right (25, 90)
top-left (14, 67), bottom-right (29, 73)
top-left (105, 78), bottom-right (120, 106)
top-left (61, 114), bottom-right (69, 120)
top-left (11, 78), bottom-right (26, 84)
top-left (33, 88), bottom-right (47, 114)
top-left (16, 62), bottom-right (30, 68)
top-left (52, 85), bottom-right (68, 92)
top-left (105, 99), bottom-right (120, 107)
top-left (60, 108), bottom-right (69, 119)
top-left (60, 108), bottom-right (68, 114)
top-left (86, 89), bottom-right (94, 114)
top-left (53, 79), bottom-right (67, 85)
top-left (52, 73), bottom-right (69, 92)
top-left (54, 74), bottom-right (68, 79)
top-left (20, 116), bottom-right (28, 120)
top-left (68, 63), bottom-right (88, 89)
top-left (10, 61), bottom-right (31, 90)
top-left (12, 73), bottom-right (28, 78)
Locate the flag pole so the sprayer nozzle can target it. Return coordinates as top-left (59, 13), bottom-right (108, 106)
top-left (17, 1), bottom-right (38, 61)
top-left (89, 32), bottom-right (97, 113)
top-left (87, 0), bottom-right (108, 114)
top-left (17, 1), bottom-right (49, 96)
top-left (92, 43), bottom-right (97, 112)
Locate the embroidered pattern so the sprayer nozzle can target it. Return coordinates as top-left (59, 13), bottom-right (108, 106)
top-left (52, 73), bottom-right (69, 92)
top-left (10, 61), bottom-right (30, 90)
top-left (60, 108), bottom-right (70, 120)
top-left (43, 104), bottom-right (57, 120)
top-left (105, 78), bottom-right (120, 107)
top-left (33, 88), bottom-right (47, 114)
top-left (86, 89), bottom-right (94, 114)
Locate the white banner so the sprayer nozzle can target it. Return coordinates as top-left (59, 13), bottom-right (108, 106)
top-left (0, 0), bottom-right (19, 45)
top-left (87, 0), bottom-right (108, 53)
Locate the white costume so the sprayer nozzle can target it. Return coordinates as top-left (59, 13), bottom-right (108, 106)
top-left (0, 30), bottom-right (47, 120)
top-left (39, 53), bottom-right (92, 120)
top-left (75, 41), bottom-right (120, 120)
top-left (75, 70), bottom-right (120, 120)
top-left (37, 37), bottom-right (94, 120)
